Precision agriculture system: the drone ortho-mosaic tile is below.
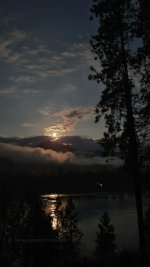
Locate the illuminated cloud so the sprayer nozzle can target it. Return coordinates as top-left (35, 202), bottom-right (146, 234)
top-left (48, 67), bottom-right (77, 77)
top-left (21, 122), bottom-right (36, 127)
top-left (39, 107), bottom-right (50, 116)
top-left (22, 88), bottom-right (40, 94)
top-left (44, 106), bottom-right (94, 135)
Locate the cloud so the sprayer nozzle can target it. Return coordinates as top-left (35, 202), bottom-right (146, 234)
top-left (39, 107), bottom-right (50, 116)
top-left (32, 42), bottom-right (100, 78)
top-left (60, 42), bottom-right (100, 70)
top-left (44, 106), bottom-right (94, 135)
top-left (61, 51), bottom-right (77, 58)
top-left (43, 67), bottom-right (78, 77)
top-left (59, 83), bottom-right (76, 93)
top-left (0, 142), bottom-right (123, 167)
top-left (0, 29), bottom-right (52, 84)
top-left (22, 88), bottom-right (40, 94)
top-left (0, 143), bottom-right (74, 164)
top-left (0, 29), bottom-right (27, 62)
top-left (0, 86), bottom-right (40, 96)
top-left (10, 75), bottom-right (36, 83)
top-left (0, 87), bottom-right (16, 95)
top-left (0, 28), bottom-right (99, 85)
top-left (0, 30), bottom-right (49, 64)
top-left (10, 29), bottom-right (27, 42)
top-left (21, 123), bottom-right (36, 127)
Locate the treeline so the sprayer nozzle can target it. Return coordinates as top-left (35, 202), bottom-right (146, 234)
top-left (1, 160), bottom-right (149, 197)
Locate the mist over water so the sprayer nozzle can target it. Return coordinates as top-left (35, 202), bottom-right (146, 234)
top-left (0, 142), bottom-right (123, 166)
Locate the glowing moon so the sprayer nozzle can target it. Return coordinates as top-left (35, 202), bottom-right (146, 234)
top-left (53, 132), bottom-right (56, 137)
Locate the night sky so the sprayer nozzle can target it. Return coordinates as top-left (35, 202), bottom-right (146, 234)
top-left (0, 0), bottom-right (104, 138)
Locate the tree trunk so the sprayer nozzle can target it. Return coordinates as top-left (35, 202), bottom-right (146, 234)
top-left (118, 9), bottom-right (146, 255)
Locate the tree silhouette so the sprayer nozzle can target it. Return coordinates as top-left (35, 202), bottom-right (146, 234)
top-left (95, 212), bottom-right (116, 266)
top-left (144, 206), bottom-right (150, 253)
top-left (134, 1), bottom-right (150, 171)
top-left (21, 198), bottom-right (57, 267)
top-left (89, 0), bottom-right (146, 254)
top-left (57, 198), bottom-right (83, 265)
top-left (0, 197), bottom-right (57, 267)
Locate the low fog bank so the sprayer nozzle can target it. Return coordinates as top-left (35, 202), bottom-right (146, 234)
top-left (0, 143), bottom-right (123, 167)
top-left (0, 143), bottom-right (74, 164)
top-left (0, 143), bottom-right (139, 195)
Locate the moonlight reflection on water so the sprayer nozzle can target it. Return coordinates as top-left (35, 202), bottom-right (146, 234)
top-left (45, 200), bottom-right (58, 230)
top-left (42, 193), bottom-right (149, 256)
top-left (43, 194), bottom-right (68, 230)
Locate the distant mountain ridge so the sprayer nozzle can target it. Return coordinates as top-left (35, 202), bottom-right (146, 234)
top-left (0, 136), bottom-right (50, 147)
top-left (34, 140), bottom-right (74, 152)
top-left (0, 136), bottom-right (123, 158)
top-left (0, 135), bottom-right (102, 153)
top-left (57, 136), bottom-right (101, 151)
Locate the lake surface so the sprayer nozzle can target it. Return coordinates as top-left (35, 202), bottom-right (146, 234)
top-left (42, 193), bottom-right (150, 257)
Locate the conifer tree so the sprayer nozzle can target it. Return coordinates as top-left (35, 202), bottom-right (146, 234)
top-left (144, 206), bottom-right (150, 249)
top-left (133, 0), bottom-right (150, 146)
top-left (57, 198), bottom-right (83, 263)
top-left (96, 212), bottom-right (116, 265)
top-left (89, 0), bottom-right (146, 253)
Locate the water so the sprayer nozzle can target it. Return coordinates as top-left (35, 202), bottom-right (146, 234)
top-left (42, 193), bottom-right (150, 256)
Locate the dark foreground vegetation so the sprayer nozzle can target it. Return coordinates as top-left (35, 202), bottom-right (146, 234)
top-left (0, 158), bottom-right (150, 266)
top-left (0, 160), bottom-right (150, 196)
top-left (0, 155), bottom-right (149, 267)
top-left (1, 190), bottom-right (150, 267)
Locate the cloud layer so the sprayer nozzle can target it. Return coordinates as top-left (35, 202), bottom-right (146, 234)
top-left (0, 142), bottom-right (123, 167)
top-left (0, 29), bottom-right (96, 88)
top-left (0, 143), bottom-right (74, 164)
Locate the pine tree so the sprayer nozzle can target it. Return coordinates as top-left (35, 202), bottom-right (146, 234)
top-left (133, 0), bottom-right (150, 146)
top-left (144, 206), bottom-right (150, 249)
top-left (57, 198), bottom-right (83, 263)
top-left (96, 212), bottom-right (116, 265)
top-left (89, 0), bottom-right (145, 254)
